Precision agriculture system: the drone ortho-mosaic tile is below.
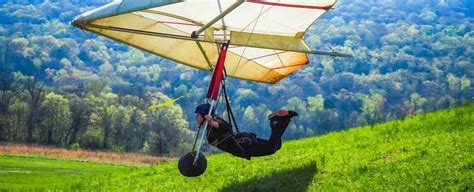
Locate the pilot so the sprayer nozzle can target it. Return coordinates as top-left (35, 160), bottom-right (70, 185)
top-left (194, 103), bottom-right (298, 158)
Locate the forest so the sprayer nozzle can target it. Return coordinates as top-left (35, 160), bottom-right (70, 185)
top-left (0, 0), bottom-right (472, 156)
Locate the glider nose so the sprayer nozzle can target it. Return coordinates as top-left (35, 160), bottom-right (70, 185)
top-left (70, 16), bottom-right (84, 28)
top-left (70, 19), bottom-right (79, 27)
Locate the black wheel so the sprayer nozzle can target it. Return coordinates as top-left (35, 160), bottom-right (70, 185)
top-left (178, 151), bottom-right (207, 177)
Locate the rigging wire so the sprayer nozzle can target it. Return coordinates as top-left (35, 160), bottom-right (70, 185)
top-left (79, 29), bottom-right (110, 65)
top-left (231, 4), bottom-right (268, 76)
top-left (217, 0), bottom-right (227, 41)
top-left (267, 84), bottom-right (300, 110)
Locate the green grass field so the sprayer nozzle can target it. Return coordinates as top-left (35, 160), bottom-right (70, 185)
top-left (1, 103), bottom-right (473, 191)
top-left (0, 155), bottom-right (133, 190)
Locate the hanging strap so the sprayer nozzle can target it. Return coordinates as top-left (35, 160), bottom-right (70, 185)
top-left (221, 79), bottom-right (240, 132)
top-left (223, 88), bottom-right (233, 130)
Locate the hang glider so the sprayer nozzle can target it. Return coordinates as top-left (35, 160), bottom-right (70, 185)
top-left (72, 0), bottom-right (350, 84)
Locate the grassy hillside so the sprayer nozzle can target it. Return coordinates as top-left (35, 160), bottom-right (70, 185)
top-left (0, 156), bottom-right (133, 190)
top-left (1, 103), bottom-right (473, 191)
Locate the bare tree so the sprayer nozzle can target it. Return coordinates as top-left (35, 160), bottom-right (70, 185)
top-left (25, 75), bottom-right (45, 143)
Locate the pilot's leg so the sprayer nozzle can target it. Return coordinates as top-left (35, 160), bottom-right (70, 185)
top-left (243, 138), bottom-right (278, 157)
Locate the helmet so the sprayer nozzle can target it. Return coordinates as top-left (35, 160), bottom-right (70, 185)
top-left (194, 103), bottom-right (214, 116)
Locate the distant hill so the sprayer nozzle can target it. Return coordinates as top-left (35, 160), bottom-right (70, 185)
top-left (2, 103), bottom-right (471, 190)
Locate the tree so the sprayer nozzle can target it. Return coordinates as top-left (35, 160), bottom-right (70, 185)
top-left (404, 93), bottom-right (427, 115)
top-left (25, 75), bottom-right (46, 143)
top-left (307, 95), bottom-right (324, 113)
top-left (0, 73), bottom-right (19, 140)
top-left (146, 92), bottom-right (193, 155)
top-left (98, 93), bottom-right (118, 149)
top-left (40, 92), bottom-right (71, 145)
top-left (82, 92), bottom-right (118, 149)
top-left (306, 95), bottom-right (331, 135)
top-left (285, 97), bottom-right (309, 138)
top-left (66, 94), bottom-right (92, 146)
top-left (361, 92), bottom-right (385, 125)
top-left (86, 79), bottom-right (107, 96)
top-left (6, 98), bottom-right (28, 142)
top-left (119, 95), bottom-right (148, 151)
top-left (127, 107), bottom-right (147, 151)
top-left (243, 106), bottom-right (257, 125)
top-left (460, 76), bottom-right (471, 91)
top-left (111, 105), bottom-right (131, 152)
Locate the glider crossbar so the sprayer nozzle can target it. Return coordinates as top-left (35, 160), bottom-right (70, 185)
top-left (191, 0), bottom-right (245, 38)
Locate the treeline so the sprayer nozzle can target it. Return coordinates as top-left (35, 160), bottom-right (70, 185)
top-left (0, 0), bottom-right (472, 154)
top-left (0, 73), bottom-right (193, 155)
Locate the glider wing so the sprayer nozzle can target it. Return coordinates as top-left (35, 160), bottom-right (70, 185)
top-left (72, 0), bottom-right (338, 83)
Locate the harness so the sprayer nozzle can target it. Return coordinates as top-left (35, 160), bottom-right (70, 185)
top-left (206, 117), bottom-right (252, 160)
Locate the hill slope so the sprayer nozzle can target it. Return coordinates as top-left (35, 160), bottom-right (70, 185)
top-left (75, 103), bottom-right (474, 191)
top-left (2, 104), bottom-right (473, 191)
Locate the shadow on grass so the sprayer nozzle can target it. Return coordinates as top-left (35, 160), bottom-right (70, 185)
top-left (220, 161), bottom-right (317, 192)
